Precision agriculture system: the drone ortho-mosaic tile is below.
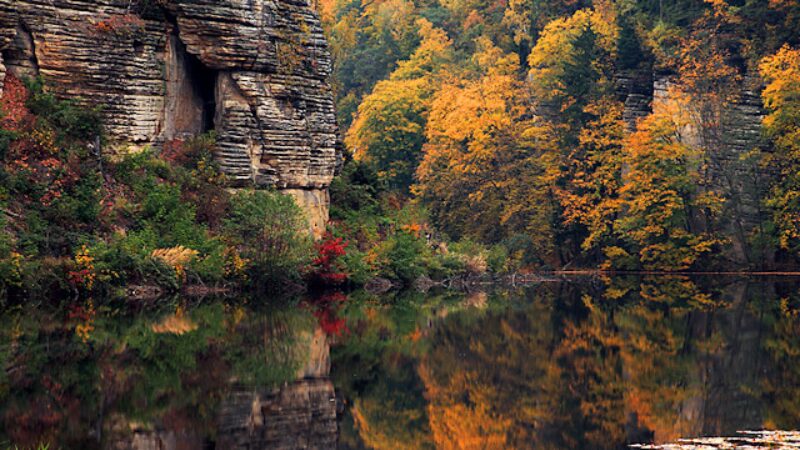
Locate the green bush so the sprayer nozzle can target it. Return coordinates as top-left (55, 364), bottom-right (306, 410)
top-left (423, 250), bottom-right (464, 280)
top-left (90, 233), bottom-right (180, 290)
top-left (80, 145), bottom-right (229, 290)
top-left (0, 217), bottom-right (21, 295)
top-left (448, 239), bottom-right (489, 275)
top-left (329, 159), bottom-right (385, 220)
top-left (24, 77), bottom-right (103, 141)
top-left (224, 190), bottom-right (313, 287)
top-left (339, 246), bottom-right (374, 286)
top-left (502, 234), bottom-right (543, 271)
top-left (486, 244), bottom-right (508, 274)
top-left (377, 231), bottom-right (429, 284)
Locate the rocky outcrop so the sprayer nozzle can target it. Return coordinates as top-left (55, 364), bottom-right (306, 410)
top-left (615, 69), bottom-right (654, 131)
top-left (650, 72), bottom-right (770, 266)
top-left (0, 0), bottom-right (340, 236)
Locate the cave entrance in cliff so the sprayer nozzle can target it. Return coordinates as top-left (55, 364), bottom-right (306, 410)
top-left (165, 32), bottom-right (218, 139)
top-left (2, 22), bottom-right (39, 80)
top-left (188, 52), bottom-right (218, 134)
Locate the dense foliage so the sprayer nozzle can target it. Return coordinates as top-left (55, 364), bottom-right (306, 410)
top-left (324, 0), bottom-right (800, 271)
top-left (329, 159), bottom-right (514, 284)
top-left (0, 76), bottom-right (321, 300)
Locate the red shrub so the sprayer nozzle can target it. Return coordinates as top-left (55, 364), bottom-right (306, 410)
top-left (307, 233), bottom-right (349, 286)
top-left (1, 75), bottom-right (84, 206)
top-left (91, 14), bottom-right (146, 37)
top-left (0, 74), bottom-right (33, 132)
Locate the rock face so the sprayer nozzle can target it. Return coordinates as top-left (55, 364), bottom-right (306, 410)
top-left (615, 68), bottom-right (654, 131)
top-left (617, 68), bottom-right (771, 267)
top-left (651, 73), bottom-right (770, 266)
top-left (0, 0), bottom-right (340, 236)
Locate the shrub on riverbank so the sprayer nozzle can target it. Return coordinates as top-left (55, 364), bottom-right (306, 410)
top-left (224, 189), bottom-right (313, 288)
top-left (328, 159), bottom-right (524, 286)
top-left (0, 77), bottom-right (317, 301)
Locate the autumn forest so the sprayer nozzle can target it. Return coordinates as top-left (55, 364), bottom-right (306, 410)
top-left (4, 0), bottom-right (800, 448)
top-left (323, 0), bottom-right (800, 272)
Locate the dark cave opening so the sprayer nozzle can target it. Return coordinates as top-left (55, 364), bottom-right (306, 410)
top-left (186, 49), bottom-right (217, 134)
top-left (164, 30), bottom-right (218, 139)
top-left (2, 22), bottom-right (39, 80)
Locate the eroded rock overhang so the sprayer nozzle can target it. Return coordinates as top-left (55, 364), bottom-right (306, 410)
top-left (0, 0), bottom-right (341, 237)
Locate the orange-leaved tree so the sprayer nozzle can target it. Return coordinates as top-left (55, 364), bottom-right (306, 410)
top-left (760, 45), bottom-right (800, 253)
top-left (610, 105), bottom-right (724, 271)
top-left (414, 38), bottom-right (554, 254)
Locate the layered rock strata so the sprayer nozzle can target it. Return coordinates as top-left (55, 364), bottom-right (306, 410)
top-left (0, 0), bottom-right (340, 236)
top-left (650, 72), bottom-right (769, 265)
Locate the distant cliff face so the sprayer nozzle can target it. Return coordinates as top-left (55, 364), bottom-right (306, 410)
top-left (614, 68), bottom-right (770, 267)
top-left (0, 0), bottom-right (340, 235)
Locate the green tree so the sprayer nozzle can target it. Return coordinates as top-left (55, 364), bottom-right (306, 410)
top-left (224, 190), bottom-right (312, 286)
top-left (346, 19), bottom-right (454, 191)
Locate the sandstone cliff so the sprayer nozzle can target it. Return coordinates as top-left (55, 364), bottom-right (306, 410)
top-left (0, 0), bottom-right (341, 235)
top-left (615, 68), bottom-right (770, 267)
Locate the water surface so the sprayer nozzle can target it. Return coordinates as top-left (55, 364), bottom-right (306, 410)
top-left (2, 276), bottom-right (799, 449)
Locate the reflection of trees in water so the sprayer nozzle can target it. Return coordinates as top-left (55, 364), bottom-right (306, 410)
top-left (349, 354), bottom-right (433, 450)
top-left (759, 281), bottom-right (800, 429)
top-left (4, 279), bottom-right (800, 448)
top-left (339, 278), bottom-right (800, 449)
top-left (416, 299), bottom-right (555, 449)
top-left (332, 290), bottom-right (448, 449)
top-left (618, 278), bottom-right (774, 441)
top-left (0, 301), bottom-right (320, 448)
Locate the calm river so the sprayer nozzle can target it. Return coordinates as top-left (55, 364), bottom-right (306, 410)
top-left (2, 276), bottom-right (799, 449)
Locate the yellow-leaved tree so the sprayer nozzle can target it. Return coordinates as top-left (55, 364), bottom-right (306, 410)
top-left (759, 45), bottom-right (800, 253)
top-left (552, 99), bottom-right (626, 261)
top-left (414, 38), bottom-right (554, 256)
top-left (346, 19), bottom-right (454, 191)
top-left (527, 4), bottom-right (618, 123)
top-left (610, 104), bottom-right (724, 271)
top-left (525, 4), bottom-right (623, 265)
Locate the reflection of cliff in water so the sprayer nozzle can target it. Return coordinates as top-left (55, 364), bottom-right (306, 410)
top-left (216, 326), bottom-right (338, 450)
top-left (216, 378), bottom-right (337, 449)
top-left (668, 281), bottom-right (767, 440)
top-left (107, 325), bottom-right (338, 450)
